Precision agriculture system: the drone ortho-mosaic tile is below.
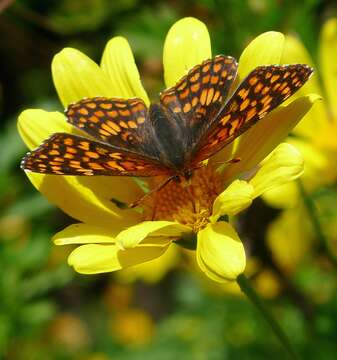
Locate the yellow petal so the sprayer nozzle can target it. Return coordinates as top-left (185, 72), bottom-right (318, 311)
top-left (315, 121), bottom-right (337, 151)
top-left (83, 177), bottom-right (145, 208)
top-left (222, 94), bottom-right (320, 183)
top-left (101, 36), bottom-right (150, 105)
top-left (289, 137), bottom-right (332, 190)
top-left (25, 173), bottom-right (141, 228)
top-left (18, 109), bottom-right (142, 227)
top-left (18, 109), bottom-right (72, 149)
top-left (116, 221), bottom-right (191, 249)
top-left (117, 245), bottom-right (180, 283)
top-left (197, 222), bottom-right (246, 283)
top-left (238, 32), bottom-right (284, 79)
top-left (267, 208), bottom-right (313, 273)
top-left (68, 243), bottom-right (169, 274)
top-left (320, 18), bottom-right (337, 119)
top-left (53, 223), bottom-right (117, 245)
top-left (281, 35), bottom-right (328, 138)
top-left (249, 143), bottom-right (304, 198)
top-left (264, 134), bottom-right (337, 208)
top-left (163, 17), bottom-right (212, 87)
top-left (210, 180), bottom-right (254, 222)
top-left (52, 47), bottom-right (113, 107)
top-left (261, 182), bottom-right (299, 209)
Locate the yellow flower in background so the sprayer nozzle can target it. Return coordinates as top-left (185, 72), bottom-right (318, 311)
top-left (263, 18), bottom-right (337, 273)
top-left (49, 313), bottom-right (90, 351)
top-left (263, 18), bottom-right (337, 208)
top-left (18, 17), bottom-right (317, 283)
top-left (111, 308), bottom-right (155, 347)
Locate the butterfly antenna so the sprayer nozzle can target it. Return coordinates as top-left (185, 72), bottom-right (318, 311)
top-left (127, 175), bottom-right (175, 209)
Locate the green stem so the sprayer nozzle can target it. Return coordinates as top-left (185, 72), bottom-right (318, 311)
top-left (297, 180), bottom-right (337, 270)
top-left (237, 274), bottom-right (300, 360)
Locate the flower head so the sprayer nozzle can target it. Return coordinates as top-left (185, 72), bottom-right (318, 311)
top-left (18, 17), bottom-right (318, 283)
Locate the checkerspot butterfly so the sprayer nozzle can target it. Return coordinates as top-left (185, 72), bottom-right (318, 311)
top-left (21, 55), bottom-right (313, 187)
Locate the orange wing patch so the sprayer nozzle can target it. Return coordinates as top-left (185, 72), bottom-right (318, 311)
top-left (21, 133), bottom-right (170, 177)
top-left (193, 64), bottom-right (314, 163)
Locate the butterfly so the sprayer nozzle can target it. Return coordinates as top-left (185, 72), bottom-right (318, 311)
top-left (21, 55), bottom-right (313, 200)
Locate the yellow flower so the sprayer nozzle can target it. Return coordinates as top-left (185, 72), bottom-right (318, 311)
top-left (263, 18), bottom-right (337, 208)
top-left (111, 308), bottom-right (155, 347)
top-left (262, 18), bottom-right (337, 273)
top-left (18, 17), bottom-right (318, 283)
top-left (49, 313), bottom-right (90, 351)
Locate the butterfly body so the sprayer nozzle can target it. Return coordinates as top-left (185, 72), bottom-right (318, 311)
top-left (21, 55), bottom-right (313, 182)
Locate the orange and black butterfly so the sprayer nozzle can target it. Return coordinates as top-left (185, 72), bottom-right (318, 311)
top-left (22, 55), bottom-right (313, 185)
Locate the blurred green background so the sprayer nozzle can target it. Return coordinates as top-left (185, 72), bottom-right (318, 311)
top-left (1, 0), bottom-right (337, 359)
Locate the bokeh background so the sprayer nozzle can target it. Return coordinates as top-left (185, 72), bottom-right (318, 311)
top-left (1, 0), bottom-right (337, 359)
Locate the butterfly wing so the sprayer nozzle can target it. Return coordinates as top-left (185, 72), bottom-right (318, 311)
top-left (66, 97), bottom-right (160, 159)
top-left (159, 55), bottom-right (238, 142)
top-left (65, 56), bottom-right (238, 171)
top-left (21, 133), bottom-right (171, 176)
top-left (191, 64), bottom-right (314, 164)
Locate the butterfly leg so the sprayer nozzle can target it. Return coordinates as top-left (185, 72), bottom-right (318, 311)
top-left (126, 175), bottom-right (176, 209)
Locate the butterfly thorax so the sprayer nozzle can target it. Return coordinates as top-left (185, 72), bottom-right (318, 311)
top-left (149, 103), bottom-right (194, 172)
top-left (171, 169), bottom-right (194, 184)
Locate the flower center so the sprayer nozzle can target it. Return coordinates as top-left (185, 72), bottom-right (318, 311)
top-left (144, 166), bottom-right (223, 232)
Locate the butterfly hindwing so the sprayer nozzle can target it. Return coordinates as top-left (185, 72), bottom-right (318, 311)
top-left (21, 133), bottom-right (170, 176)
top-left (192, 64), bottom-right (313, 163)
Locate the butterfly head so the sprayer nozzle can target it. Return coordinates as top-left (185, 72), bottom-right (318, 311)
top-left (172, 169), bottom-right (194, 187)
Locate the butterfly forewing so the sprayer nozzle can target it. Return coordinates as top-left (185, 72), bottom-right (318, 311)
top-left (21, 133), bottom-right (170, 176)
top-left (192, 64), bottom-right (313, 163)
top-left (66, 97), bottom-right (160, 159)
top-left (160, 55), bottom-right (238, 131)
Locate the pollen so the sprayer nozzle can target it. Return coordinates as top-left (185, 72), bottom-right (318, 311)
top-left (145, 167), bottom-right (223, 232)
